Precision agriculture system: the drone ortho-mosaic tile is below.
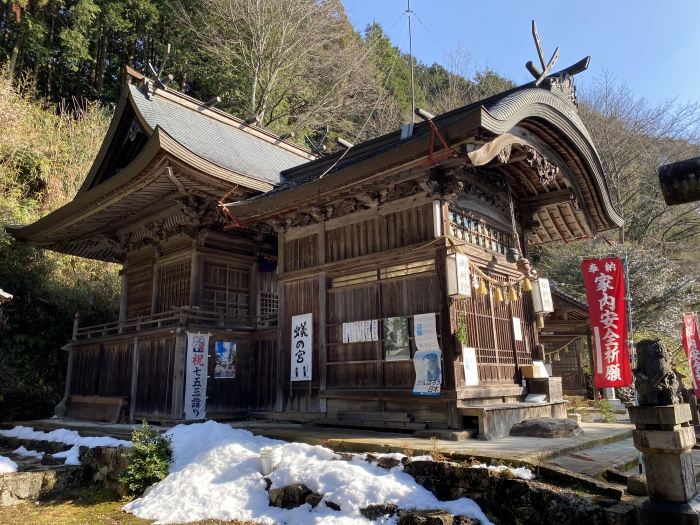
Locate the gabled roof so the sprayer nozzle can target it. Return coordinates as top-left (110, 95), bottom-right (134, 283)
top-left (126, 84), bottom-right (312, 185)
top-left (6, 69), bottom-right (317, 261)
top-left (78, 69), bottom-right (313, 193)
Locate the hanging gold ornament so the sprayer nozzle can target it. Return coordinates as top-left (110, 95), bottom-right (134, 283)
top-left (522, 277), bottom-right (532, 292)
top-left (478, 279), bottom-right (488, 296)
top-left (494, 287), bottom-right (504, 303)
top-left (507, 286), bottom-right (518, 302)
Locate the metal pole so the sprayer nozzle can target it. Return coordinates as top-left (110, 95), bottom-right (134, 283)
top-left (406, 0), bottom-right (415, 124)
top-left (622, 252), bottom-right (643, 474)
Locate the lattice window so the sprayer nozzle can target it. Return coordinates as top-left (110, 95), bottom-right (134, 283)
top-left (159, 260), bottom-right (191, 312)
top-left (455, 268), bottom-right (534, 384)
top-left (448, 206), bottom-right (514, 256)
top-left (259, 271), bottom-right (278, 318)
top-left (331, 259), bottom-right (435, 289)
top-left (203, 263), bottom-right (249, 318)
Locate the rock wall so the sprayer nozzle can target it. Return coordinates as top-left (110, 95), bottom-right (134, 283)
top-left (403, 461), bottom-right (637, 525)
top-left (79, 446), bottom-right (130, 495)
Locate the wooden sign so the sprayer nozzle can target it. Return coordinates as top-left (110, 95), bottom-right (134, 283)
top-left (291, 313), bottom-right (313, 381)
top-left (531, 278), bottom-right (554, 314)
top-left (446, 253), bottom-right (471, 298)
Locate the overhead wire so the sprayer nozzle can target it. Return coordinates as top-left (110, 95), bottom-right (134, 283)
top-left (316, 16), bottom-right (410, 180)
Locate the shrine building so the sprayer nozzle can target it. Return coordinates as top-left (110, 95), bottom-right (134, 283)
top-left (7, 61), bottom-right (622, 439)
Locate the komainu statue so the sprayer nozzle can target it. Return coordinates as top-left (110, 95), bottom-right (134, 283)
top-left (633, 339), bottom-right (682, 406)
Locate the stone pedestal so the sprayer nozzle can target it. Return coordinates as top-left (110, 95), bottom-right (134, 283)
top-left (527, 377), bottom-right (563, 402)
top-left (629, 404), bottom-right (700, 524)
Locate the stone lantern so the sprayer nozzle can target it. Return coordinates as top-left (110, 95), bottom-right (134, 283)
top-left (630, 339), bottom-right (700, 524)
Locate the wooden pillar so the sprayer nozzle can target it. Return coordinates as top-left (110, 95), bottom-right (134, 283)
top-left (189, 249), bottom-right (203, 308)
top-left (275, 231), bottom-right (286, 412)
top-left (249, 262), bottom-right (259, 325)
top-left (118, 268), bottom-right (128, 330)
top-left (129, 336), bottom-right (139, 422)
top-left (61, 312), bottom-right (81, 405)
top-left (151, 245), bottom-right (161, 315)
top-left (317, 222), bottom-right (327, 413)
top-left (318, 271), bottom-right (327, 414)
top-left (171, 320), bottom-right (187, 420)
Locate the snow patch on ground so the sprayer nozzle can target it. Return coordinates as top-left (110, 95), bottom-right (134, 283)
top-left (472, 464), bottom-right (535, 480)
top-left (0, 455), bottom-right (18, 473)
top-left (124, 421), bottom-right (492, 525)
top-left (12, 446), bottom-right (44, 459)
top-left (0, 426), bottom-right (131, 467)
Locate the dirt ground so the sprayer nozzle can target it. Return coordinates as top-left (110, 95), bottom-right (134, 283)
top-left (0, 487), bottom-right (255, 525)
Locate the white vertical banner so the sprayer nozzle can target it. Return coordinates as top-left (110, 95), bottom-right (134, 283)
top-left (291, 313), bottom-right (313, 381)
top-left (185, 332), bottom-right (209, 420)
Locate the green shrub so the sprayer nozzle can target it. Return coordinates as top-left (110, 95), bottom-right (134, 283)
top-left (598, 398), bottom-right (617, 423)
top-left (119, 422), bottom-right (173, 495)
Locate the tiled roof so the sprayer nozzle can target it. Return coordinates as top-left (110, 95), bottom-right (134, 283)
top-left (129, 84), bottom-right (308, 185)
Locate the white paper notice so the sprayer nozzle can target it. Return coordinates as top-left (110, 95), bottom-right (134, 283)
top-left (414, 313), bottom-right (439, 351)
top-left (462, 346), bottom-right (479, 386)
top-left (291, 313), bottom-right (313, 381)
top-left (342, 319), bottom-right (381, 343)
top-left (512, 317), bottom-right (523, 342)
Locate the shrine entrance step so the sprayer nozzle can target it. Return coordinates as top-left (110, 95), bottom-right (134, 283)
top-left (458, 400), bottom-right (568, 440)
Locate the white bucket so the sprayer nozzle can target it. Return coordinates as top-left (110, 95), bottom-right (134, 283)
top-left (260, 446), bottom-right (283, 475)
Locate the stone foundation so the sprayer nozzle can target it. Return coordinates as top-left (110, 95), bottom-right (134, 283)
top-left (403, 460), bottom-right (636, 525)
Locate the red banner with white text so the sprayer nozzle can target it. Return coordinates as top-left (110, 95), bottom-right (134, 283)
top-left (581, 257), bottom-right (632, 388)
top-left (682, 313), bottom-right (700, 398)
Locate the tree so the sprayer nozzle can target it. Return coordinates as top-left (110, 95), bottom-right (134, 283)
top-left (535, 72), bottom-right (700, 339)
top-left (172, 0), bottom-right (379, 138)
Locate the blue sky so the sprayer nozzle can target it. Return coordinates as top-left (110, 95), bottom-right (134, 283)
top-left (343, 0), bottom-right (700, 106)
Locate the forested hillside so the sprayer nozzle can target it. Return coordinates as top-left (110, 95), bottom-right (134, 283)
top-left (1, 0), bottom-right (698, 417)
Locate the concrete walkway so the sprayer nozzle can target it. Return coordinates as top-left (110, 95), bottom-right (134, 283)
top-left (14, 418), bottom-right (633, 464)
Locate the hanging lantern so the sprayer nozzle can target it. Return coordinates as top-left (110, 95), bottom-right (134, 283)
top-left (494, 287), bottom-right (504, 303)
top-left (553, 351), bottom-right (561, 362)
top-left (522, 277), bottom-right (533, 292)
top-left (478, 279), bottom-right (488, 296)
top-left (507, 286), bottom-right (518, 302)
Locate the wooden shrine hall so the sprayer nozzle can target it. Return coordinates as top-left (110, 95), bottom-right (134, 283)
top-left (8, 55), bottom-right (623, 438)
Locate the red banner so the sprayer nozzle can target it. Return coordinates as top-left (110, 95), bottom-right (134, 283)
top-left (581, 257), bottom-right (632, 388)
top-left (682, 313), bottom-right (700, 398)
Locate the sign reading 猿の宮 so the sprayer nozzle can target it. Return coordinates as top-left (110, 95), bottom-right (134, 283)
top-left (291, 313), bottom-right (313, 381)
top-left (185, 332), bottom-right (209, 420)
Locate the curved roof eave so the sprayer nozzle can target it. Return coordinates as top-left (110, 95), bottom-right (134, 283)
top-left (479, 89), bottom-right (624, 229)
top-left (226, 87), bottom-right (624, 233)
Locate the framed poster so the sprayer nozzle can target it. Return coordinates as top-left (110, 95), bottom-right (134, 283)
top-left (384, 317), bottom-right (410, 360)
top-left (291, 313), bottom-right (313, 381)
top-left (413, 349), bottom-right (442, 396)
top-left (214, 341), bottom-right (237, 379)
